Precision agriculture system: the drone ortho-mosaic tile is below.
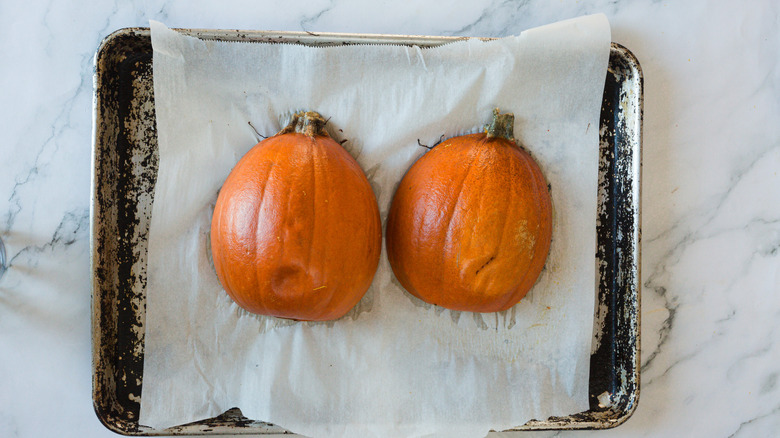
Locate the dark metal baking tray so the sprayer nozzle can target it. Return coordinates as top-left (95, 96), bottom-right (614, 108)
top-left (91, 27), bottom-right (642, 435)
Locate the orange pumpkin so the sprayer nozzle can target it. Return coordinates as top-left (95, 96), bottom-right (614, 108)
top-left (210, 111), bottom-right (382, 321)
top-left (386, 109), bottom-right (553, 313)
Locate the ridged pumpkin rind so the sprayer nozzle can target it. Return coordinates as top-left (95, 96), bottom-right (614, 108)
top-left (386, 133), bottom-right (553, 313)
top-left (211, 129), bottom-right (381, 321)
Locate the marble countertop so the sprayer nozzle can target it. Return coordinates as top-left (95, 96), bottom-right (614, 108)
top-left (1, 1), bottom-right (778, 437)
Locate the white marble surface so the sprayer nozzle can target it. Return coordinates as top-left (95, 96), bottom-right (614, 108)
top-left (0, 1), bottom-right (777, 437)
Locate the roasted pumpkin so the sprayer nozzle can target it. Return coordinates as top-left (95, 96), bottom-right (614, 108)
top-left (386, 109), bottom-right (553, 313)
top-left (210, 111), bottom-right (382, 321)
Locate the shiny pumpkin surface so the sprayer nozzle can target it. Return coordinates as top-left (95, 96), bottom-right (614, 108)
top-left (386, 116), bottom-right (553, 313)
top-left (210, 112), bottom-right (381, 321)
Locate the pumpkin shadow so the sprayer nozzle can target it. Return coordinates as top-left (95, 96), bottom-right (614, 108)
top-left (389, 273), bottom-right (521, 330)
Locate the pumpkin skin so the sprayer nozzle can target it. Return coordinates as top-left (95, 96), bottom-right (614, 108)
top-left (210, 111), bottom-right (381, 321)
top-left (386, 110), bottom-right (553, 313)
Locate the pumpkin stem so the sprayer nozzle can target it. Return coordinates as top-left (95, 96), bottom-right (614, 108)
top-left (279, 111), bottom-right (330, 138)
top-left (485, 108), bottom-right (515, 142)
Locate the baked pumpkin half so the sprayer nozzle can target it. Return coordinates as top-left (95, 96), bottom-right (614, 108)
top-left (211, 111), bottom-right (382, 321)
top-left (386, 109), bottom-right (553, 313)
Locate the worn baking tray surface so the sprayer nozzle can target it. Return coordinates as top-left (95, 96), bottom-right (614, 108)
top-left (91, 28), bottom-right (642, 435)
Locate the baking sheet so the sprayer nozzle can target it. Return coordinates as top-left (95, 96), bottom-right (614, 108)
top-left (90, 27), bottom-right (642, 436)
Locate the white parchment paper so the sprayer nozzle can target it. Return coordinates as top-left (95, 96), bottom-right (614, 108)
top-left (141, 15), bottom-right (610, 438)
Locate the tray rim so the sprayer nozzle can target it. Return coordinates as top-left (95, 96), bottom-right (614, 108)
top-left (91, 26), bottom-right (643, 435)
